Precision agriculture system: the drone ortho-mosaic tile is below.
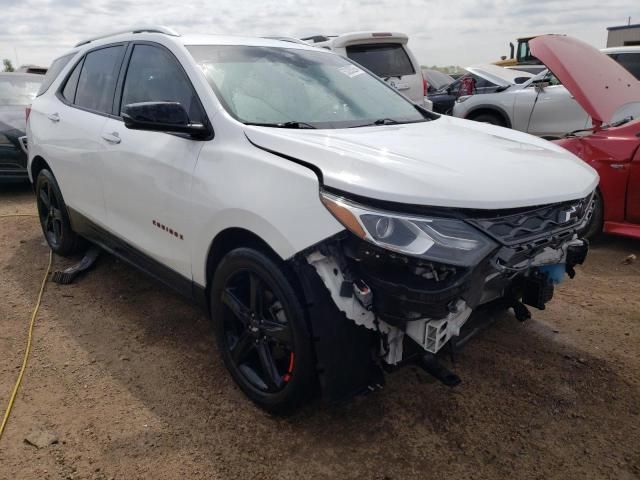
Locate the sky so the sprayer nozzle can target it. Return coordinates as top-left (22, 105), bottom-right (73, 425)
top-left (0, 0), bottom-right (638, 69)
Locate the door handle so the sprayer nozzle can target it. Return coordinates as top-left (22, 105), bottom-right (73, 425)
top-left (47, 113), bottom-right (60, 123)
top-left (101, 132), bottom-right (121, 144)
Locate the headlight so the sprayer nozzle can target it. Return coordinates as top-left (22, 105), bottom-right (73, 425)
top-left (321, 192), bottom-right (497, 266)
top-left (456, 95), bottom-right (471, 103)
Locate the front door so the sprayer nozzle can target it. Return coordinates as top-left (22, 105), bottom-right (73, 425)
top-left (99, 42), bottom-right (208, 279)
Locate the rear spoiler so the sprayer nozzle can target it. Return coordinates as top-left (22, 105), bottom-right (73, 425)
top-left (330, 32), bottom-right (409, 48)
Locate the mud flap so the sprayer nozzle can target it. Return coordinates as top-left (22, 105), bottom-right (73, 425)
top-left (294, 261), bottom-right (383, 402)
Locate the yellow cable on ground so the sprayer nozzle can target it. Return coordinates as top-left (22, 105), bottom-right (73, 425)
top-left (0, 213), bottom-right (52, 442)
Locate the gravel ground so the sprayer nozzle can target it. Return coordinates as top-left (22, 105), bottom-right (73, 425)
top-left (1, 184), bottom-right (639, 480)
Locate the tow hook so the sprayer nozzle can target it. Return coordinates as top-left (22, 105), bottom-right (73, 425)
top-left (418, 353), bottom-right (461, 387)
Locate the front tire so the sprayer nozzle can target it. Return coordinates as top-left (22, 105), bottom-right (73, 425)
top-left (581, 190), bottom-right (604, 240)
top-left (470, 112), bottom-right (505, 127)
top-left (210, 248), bottom-right (317, 413)
top-left (35, 169), bottom-right (84, 257)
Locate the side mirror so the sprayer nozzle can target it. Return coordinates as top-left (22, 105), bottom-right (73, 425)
top-left (122, 102), bottom-right (210, 138)
top-left (533, 80), bottom-right (550, 93)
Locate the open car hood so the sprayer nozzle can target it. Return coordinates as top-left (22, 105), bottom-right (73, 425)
top-left (530, 35), bottom-right (640, 125)
top-left (465, 64), bottom-right (533, 87)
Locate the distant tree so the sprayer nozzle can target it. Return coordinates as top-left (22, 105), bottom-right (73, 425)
top-left (3, 59), bottom-right (14, 72)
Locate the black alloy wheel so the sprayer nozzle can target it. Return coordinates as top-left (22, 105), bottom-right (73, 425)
top-left (222, 269), bottom-right (294, 392)
top-left (37, 174), bottom-right (63, 248)
top-left (211, 248), bottom-right (316, 412)
top-left (35, 169), bottom-right (83, 256)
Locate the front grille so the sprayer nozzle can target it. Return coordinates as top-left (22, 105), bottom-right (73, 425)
top-left (467, 192), bottom-right (593, 246)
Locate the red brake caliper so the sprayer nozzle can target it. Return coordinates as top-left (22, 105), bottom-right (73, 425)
top-left (283, 352), bottom-right (295, 382)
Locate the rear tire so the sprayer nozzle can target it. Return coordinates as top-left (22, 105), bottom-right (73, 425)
top-left (210, 247), bottom-right (317, 413)
top-left (470, 112), bottom-right (505, 127)
top-left (35, 169), bottom-right (84, 257)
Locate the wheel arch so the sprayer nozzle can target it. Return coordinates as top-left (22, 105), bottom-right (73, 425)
top-left (205, 227), bottom-right (285, 289)
top-left (465, 105), bottom-right (512, 128)
top-left (30, 155), bottom-right (52, 185)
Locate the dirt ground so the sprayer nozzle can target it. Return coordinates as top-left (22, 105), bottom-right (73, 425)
top-left (0, 184), bottom-right (639, 480)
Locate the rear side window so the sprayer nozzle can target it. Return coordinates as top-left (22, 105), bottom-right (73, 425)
top-left (75, 45), bottom-right (124, 114)
top-left (120, 44), bottom-right (204, 123)
top-left (61, 59), bottom-right (83, 102)
top-left (613, 53), bottom-right (640, 80)
top-left (36, 53), bottom-right (75, 96)
top-left (346, 43), bottom-right (415, 77)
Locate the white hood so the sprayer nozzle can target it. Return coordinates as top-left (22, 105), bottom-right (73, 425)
top-left (244, 116), bottom-right (598, 210)
top-left (465, 64), bottom-right (534, 87)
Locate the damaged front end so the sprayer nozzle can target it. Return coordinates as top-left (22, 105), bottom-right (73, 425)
top-left (292, 190), bottom-right (593, 401)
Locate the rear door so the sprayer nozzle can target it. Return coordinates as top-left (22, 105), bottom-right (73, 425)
top-left (99, 42), bottom-right (207, 279)
top-left (344, 43), bottom-right (423, 103)
top-left (525, 72), bottom-right (590, 138)
top-left (33, 44), bottom-right (126, 223)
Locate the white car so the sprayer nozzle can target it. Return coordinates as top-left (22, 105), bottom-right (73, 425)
top-left (302, 31), bottom-right (433, 110)
top-left (28, 26), bottom-right (596, 412)
top-left (602, 46), bottom-right (640, 79)
top-left (453, 69), bottom-right (591, 139)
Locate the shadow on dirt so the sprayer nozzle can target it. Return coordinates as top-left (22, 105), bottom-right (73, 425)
top-left (5, 227), bottom-right (640, 479)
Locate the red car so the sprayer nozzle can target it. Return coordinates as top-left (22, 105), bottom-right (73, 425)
top-left (530, 35), bottom-right (640, 239)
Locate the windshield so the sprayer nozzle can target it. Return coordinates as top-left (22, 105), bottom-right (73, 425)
top-left (187, 45), bottom-right (427, 129)
top-left (0, 75), bottom-right (42, 106)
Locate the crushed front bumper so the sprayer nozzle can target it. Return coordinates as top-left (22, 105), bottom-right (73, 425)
top-left (298, 193), bottom-right (593, 366)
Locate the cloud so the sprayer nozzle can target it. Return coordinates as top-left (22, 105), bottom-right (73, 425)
top-left (0, 0), bottom-right (637, 68)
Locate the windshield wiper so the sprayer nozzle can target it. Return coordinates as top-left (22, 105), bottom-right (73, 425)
top-left (373, 118), bottom-right (401, 125)
top-left (245, 121), bottom-right (316, 129)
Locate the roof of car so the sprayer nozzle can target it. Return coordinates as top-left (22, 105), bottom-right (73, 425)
top-left (69, 27), bottom-right (323, 58)
top-left (304, 31), bottom-right (409, 48)
top-left (601, 46), bottom-right (640, 54)
top-left (179, 34), bottom-right (319, 50)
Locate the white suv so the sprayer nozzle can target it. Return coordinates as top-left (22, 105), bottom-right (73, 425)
top-left (302, 32), bottom-right (433, 110)
top-left (28, 26), bottom-right (597, 412)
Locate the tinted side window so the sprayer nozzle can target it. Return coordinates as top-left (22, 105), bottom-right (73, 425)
top-left (120, 44), bottom-right (203, 123)
top-left (61, 59), bottom-right (83, 102)
top-left (346, 43), bottom-right (415, 77)
top-left (615, 53), bottom-right (640, 80)
top-left (36, 53), bottom-right (75, 96)
top-left (75, 46), bottom-right (124, 114)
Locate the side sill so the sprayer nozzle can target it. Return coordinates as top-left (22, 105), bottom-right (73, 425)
top-left (67, 207), bottom-right (208, 311)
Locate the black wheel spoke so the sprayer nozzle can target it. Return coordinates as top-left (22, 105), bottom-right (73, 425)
top-left (53, 220), bottom-right (62, 239)
top-left (256, 342), bottom-right (283, 390)
top-left (39, 187), bottom-right (50, 209)
top-left (261, 319), bottom-right (292, 345)
top-left (249, 273), bottom-right (263, 317)
top-left (230, 332), bottom-right (255, 365)
top-left (47, 183), bottom-right (54, 206)
top-left (222, 287), bottom-right (252, 325)
top-left (52, 208), bottom-right (63, 221)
